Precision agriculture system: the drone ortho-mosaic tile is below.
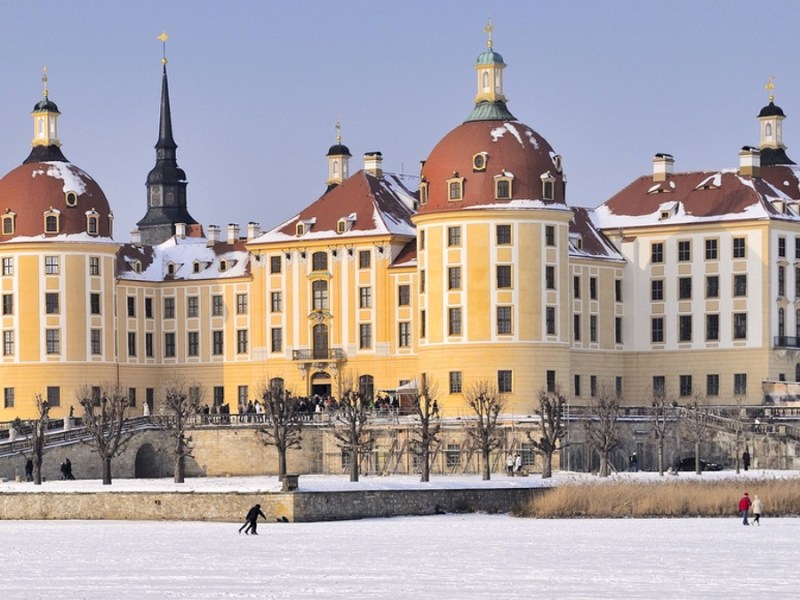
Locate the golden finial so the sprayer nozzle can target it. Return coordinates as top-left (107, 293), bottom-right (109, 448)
top-left (42, 65), bottom-right (49, 99)
top-left (484, 16), bottom-right (494, 49)
top-left (157, 31), bottom-right (169, 65)
top-left (335, 118), bottom-right (342, 144)
top-left (765, 75), bottom-right (776, 103)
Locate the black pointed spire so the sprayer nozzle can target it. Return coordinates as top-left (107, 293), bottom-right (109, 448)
top-left (157, 64), bottom-right (177, 154)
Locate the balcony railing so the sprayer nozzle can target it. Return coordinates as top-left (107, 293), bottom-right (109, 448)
top-left (774, 336), bottom-right (800, 348)
top-left (292, 348), bottom-right (347, 361)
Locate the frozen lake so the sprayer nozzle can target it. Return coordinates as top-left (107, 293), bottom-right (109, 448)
top-left (1, 514), bottom-right (795, 599)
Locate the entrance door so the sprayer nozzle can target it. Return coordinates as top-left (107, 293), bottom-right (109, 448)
top-left (313, 324), bottom-right (329, 359)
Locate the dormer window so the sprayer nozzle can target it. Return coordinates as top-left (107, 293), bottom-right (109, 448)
top-left (472, 153), bottom-right (488, 172)
top-left (494, 172), bottom-right (513, 200)
top-left (419, 181), bottom-right (429, 206)
top-left (2, 212), bottom-right (15, 236)
top-left (337, 219), bottom-right (348, 234)
top-left (296, 222), bottom-right (306, 236)
top-left (87, 215), bottom-right (99, 235)
top-left (540, 172), bottom-right (555, 201)
top-left (447, 174), bottom-right (464, 202)
top-left (219, 259), bottom-right (228, 273)
top-left (166, 263), bottom-right (175, 276)
top-left (192, 261), bottom-right (201, 274)
top-left (132, 260), bottom-right (142, 274)
top-left (65, 191), bottom-right (78, 207)
top-left (552, 154), bottom-right (563, 173)
top-left (44, 209), bottom-right (60, 234)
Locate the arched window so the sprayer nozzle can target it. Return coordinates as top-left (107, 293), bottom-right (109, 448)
top-left (270, 377), bottom-right (285, 395)
top-left (333, 160), bottom-right (339, 175)
top-left (312, 251), bottom-right (328, 272)
top-left (766, 123), bottom-right (773, 139)
top-left (44, 210), bottom-right (60, 234)
top-left (312, 280), bottom-right (328, 310)
top-left (86, 210), bottom-right (99, 236)
top-left (482, 71), bottom-right (489, 90)
top-left (2, 213), bottom-right (15, 235)
top-left (447, 175), bottom-right (464, 201)
top-left (359, 374), bottom-right (374, 401)
top-left (494, 173), bottom-right (513, 200)
top-left (541, 171), bottom-right (556, 201)
top-left (419, 182), bottom-right (429, 205)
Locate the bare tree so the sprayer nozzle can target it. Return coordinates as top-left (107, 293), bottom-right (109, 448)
top-left (258, 381), bottom-right (303, 479)
top-left (77, 384), bottom-right (132, 485)
top-left (647, 384), bottom-right (677, 476)
top-left (409, 375), bottom-right (441, 482)
top-left (583, 385), bottom-right (622, 477)
top-left (161, 379), bottom-right (205, 483)
top-left (331, 374), bottom-right (372, 482)
top-left (19, 394), bottom-right (50, 485)
top-left (465, 381), bottom-right (506, 481)
top-left (680, 391), bottom-right (715, 475)
top-left (727, 394), bottom-right (748, 474)
top-left (527, 387), bottom-right (567, 479)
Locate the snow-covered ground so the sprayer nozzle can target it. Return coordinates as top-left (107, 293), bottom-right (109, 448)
top-left (1, 514), bottom-right (796, 599)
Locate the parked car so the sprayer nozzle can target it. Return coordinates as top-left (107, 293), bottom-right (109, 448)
top-left (674, 457), bottom-right (724, 472)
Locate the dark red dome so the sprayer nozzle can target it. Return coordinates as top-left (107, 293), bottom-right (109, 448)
top-left (419, 119), bottom-right (565, 213)
top-left (0, 160), bottom-right (112, 239)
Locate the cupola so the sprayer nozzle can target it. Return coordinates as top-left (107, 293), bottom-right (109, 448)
top-left (758, 77), bottom-right (795, 166)
top-left (326, 120), bottom-right (351, 190)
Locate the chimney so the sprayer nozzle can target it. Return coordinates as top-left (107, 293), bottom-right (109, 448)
top-left (364, 152), bottom-right (383, 178)
top-left (247, 222), bottom-right (261, 241)
top-left (739, 146), bottom-right (761, 178)
top-left (175, 222), bottom-right (186, 238)
top-left (652, 153), bottom-right (674, 182)
top-left (207, 224), bottom-right (220, 246)
top-left (130, 228), bottom-right (141, 244)
top-left (227, 223), bottom-right (240, 245)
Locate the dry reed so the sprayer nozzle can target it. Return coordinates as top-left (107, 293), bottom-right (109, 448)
top-left (515, 477), bottom-right (800, 518)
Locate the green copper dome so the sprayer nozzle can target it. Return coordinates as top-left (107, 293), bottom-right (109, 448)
top-left (476, 48), bottom-right (505, 66)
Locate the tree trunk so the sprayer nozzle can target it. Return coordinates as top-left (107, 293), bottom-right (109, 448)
top-left (349, 451), bottom-right (359, 482)
top-left (657, 439), bottom-right (665, 476)
top-left (33, 464), bottom-right (42, 486)
top-left (102, 457), bottom-right (112, 485)
top-left (482, 448), bottom-right (491, 481)
top-left (599, 451), bottom-right (609, 477)
top-left (174, 454), bottom-right (185, 483)
top-left (420, 447), bottom-right (430, 482)
top-left (694, 441), bottom-right (702, 475)
top-left (541, 450), bottom-right (553, 479)
top-left (278, 448), bottom-right (287, 479)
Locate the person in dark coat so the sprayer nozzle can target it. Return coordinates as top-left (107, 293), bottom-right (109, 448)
top-left (239, 504), bottom-right (266, 535)
top-left (742, 449), bottom-right (751, 471)
top-left (24, 458), bottom-right (33, 481)
top-left (60, 458), bottom-right (75, 480)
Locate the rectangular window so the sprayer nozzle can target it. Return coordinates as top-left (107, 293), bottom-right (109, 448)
top-left (447, 226), bottom-right (461, 247)
top-left (545, 225), bottom-right (555, 246)
top-left (398, 285), bottom-right (410, 306)
top-left (796, 268), bottom-right (800, 298)
top-left (3, 330), bottom-right (13, 355)
top-left (127, 296), bottom-right (135, 317)
top-left (144, 298), bottom-right (153, 319)
top-left (615, 317), bottom-right (622, 344)
top-left (546, 370), bottom-right (556, 393)
top-left (546, 306), bottom-right (556, 335)
top-left (359, 250), bottom-right (371, 269)
top-left (497, 306), bottom-right (512, 335)
top-left (2, 257), bottom-right (13, 276)
top-left (574, 374), bottom-right (581, 397)
top-left (448, 307), bottom-right (462, 336)
top-left (90, 293), bottom-right (101, 315)
top-left (44, 256), bottom-right (59, 274)
top-left (3, 387), bottom-right (14, 408)
top-left (90, 329), bottom-right (101, 355)
top-left (706, 275), bottom-right (719, 298)
top-left (236, 293), bottom-right (248, 315)
top-left (164, 332), bottom-right (175, 358)
top-left (651, 279), bottom-right (664, 301)
top-left (2, 294), bottom-right (12, 315)
top-left (651, 317), bottom-right (664, 343)
top-left (652, 376), bottom-right (665, 396)
top-left (545, 266), bottom-right (556, 290)
top-left (187, 296), bottom-right (199, 318)
top-left (127, 332), bottom-right (136, 356)
top-left (271, 327), bottom-right (282, 352)
top-left (589, 277), bottom-right (597, 300)
top-left (449, 371), bottom-right (462, 394)
top-left (164, 297), bottom-right (175, 319)
top-left (733, 237), bottom-right (746, 259)
top-left (214, 386), bottom-right (224, 406)
top-left (237, 329), bottom-right (248, 354)
top-left (734, 313), bottom-right (747, 339)
top-left (778, 266), bottom-right (785, 297)
top-left (651, 242), bottom-right (664, 264)
top-left (796, 237), bottom-right (800, 260)
top-left (45, 329), bottom-right (60, 354)
top-left (573, 314), bottom-right (581, 341)
top-left (590, 315), bottom-right (597, 342)
top-left (128, 388), bottom-right (137, 408)
top-left (679, 375), bottom-right (693, 397)
top-left (359, 323), bottom-right (372, 349)
top-left (89, 256), bottom-right (100, 276)
top-left (448, 267), bottom-right (462, 290)
top-left (679, 315), bottom-right (692, 342)
top-left (734, 373), bottom-right (747, 396)
top-left (398, 322), bottom-right (411, 347)
top-left (706, 314), bottom-right (719, 341)
top-left (573, 275), bottom-right (581, 299)
top-left (590, 375), bottom-right (598, 397)
top-left (678, 277), bottom-right (692, 300)
top-left (360, 286), bottom-right (373, 308)
top-left (271, 291), bottom-right (282, 313)
top-left (498, 370), bottom-right (512, 393)
top-left (212, 330), bottom-right (224, 355)
top-left (496, 225), bottom-right (511, 245)
top-left (238, 385), bottom-right (249, 407)
top-left (212, 295), bottom-right (224, 317)
top-left (496, 265), bottom-right (512, 289)
top-left (420, 269), bottom-right (425, 293)
top-left (47, 386), bottom-right (60, 407)
top-left (779, 237), bottom-right (786, 258)
top-left (705, 239), bottom-right (718, 260)
top-left (270, 255), bottom-right (282, 274)
top-left (420, 309), bottom-right (426, 338)
top-left (419, 230), bottom-right (425, 250)
top-left (187, 331), bottom-right (199, 356)
top-left (615, 376), bottom-right (623, 398)
top-left (615, 279), bottom-right (622, 303)
top-left (678, 240), bottom-right (691, 262)
top-left (707, 374), bottom-right (720, 397)
top-left (734, 274), bottom-right (747, 297)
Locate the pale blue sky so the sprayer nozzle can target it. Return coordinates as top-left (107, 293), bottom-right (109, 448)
top-left (1, 1), bottom-right (799, 239)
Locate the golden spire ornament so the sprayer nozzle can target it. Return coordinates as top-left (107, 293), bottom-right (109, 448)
top-left (765, 75), bottom-right (776, 103)
top-left (41, 65), bottom-right (49, 98)
top-left (335, 118), bottom-right (342, 144)
top-left (484, 17), bottom-right (494, 49)
top-left (157, 31), bottom-right (169, 65)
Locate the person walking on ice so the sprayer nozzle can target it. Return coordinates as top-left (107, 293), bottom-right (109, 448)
top-left (752, 494), bottom-right (762, 525)
top-left (738, 492), bottom-right (752, 526)
top-left (239, 503), bottom-right (266, 535)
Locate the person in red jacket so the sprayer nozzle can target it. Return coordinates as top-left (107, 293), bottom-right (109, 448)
top-left (739, 492), bottom-right (752, 525)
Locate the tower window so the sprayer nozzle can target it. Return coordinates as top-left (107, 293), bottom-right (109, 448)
top-left (44, 211), bottom-right (60, 234)
top-left (86, 213), bottom-right (99, 235)
top-left (472, 153), bottom-right (488, 172)
top-left (419, 182), bottom-right (429, 205)
top-left (495, 175), bottom-right (512, 200)
top-left (65, 191), bottom-right (78, 207)
top-left (540, 172), bottom-right (556, 200)
top-left (2, 213), bottom-right (15, 235)
top-left (296, 222), bottom-right (305, 236)
top-left (447, 175), bottom-right (464, 201)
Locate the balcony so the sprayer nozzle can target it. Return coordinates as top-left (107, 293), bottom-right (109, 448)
top-left (774, 336), bottom-right (800, 348)
top-left (292, 348), bottom-right (347, 362)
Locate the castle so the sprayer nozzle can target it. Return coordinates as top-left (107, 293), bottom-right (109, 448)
top-left (2, 30), bottom-right (800, 420)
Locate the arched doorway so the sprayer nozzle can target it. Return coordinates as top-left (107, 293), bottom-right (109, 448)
top-left (134, 443), bottom-right (161, 478)
top-left (311, 371), bottom-right (332, 399)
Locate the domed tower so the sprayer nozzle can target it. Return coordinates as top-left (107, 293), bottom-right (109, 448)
top-left (413, 25), bottom-right (572, 414)
top-left (137, 39), bottom-right (198, 245)
top-left (325, 120), bottom-right (351, 191)
top-left (758, 77), bottom-right (795, 166)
